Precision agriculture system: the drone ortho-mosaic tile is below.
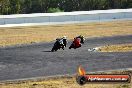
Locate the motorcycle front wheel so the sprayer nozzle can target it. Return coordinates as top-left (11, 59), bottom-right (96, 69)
top-left (51, 46), bottom-right (58, 52)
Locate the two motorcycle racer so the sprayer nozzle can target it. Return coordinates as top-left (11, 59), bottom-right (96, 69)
top-left (51, 35), bottom-right (84, 52)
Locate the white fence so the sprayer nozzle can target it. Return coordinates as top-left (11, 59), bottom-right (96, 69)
top-left (0, 9), bottom-right (132, 25)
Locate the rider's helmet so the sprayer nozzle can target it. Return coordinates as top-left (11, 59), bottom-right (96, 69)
top-left (63, 36), bottom-right (67, 39)
top-left (79, 35), bottom-right (85, 42)
top-left (79, 35), bottom-right (83, 38)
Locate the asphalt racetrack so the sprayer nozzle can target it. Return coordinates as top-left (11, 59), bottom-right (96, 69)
top-left (0, 35), bottom-right (132, 81)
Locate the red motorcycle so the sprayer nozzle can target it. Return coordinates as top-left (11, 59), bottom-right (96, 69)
top-left (69, 38), bottom-right (82, 49)
top-left (69, 35), bottom-right (85, 49)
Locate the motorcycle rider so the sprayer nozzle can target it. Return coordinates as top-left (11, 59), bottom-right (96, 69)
top-left (76, 35), bottom-right (85, 44)
top-left (55, 38), bottom-right (64, 49)
top-left (73, 37), bottom-right (82, 48)
top-left (62, 36), bottom-right (67, 47)
top-left (52, 36), bottom-right (67, 51)
top-left (69, 35), bottom-right (85, 49)
top-left (69, 37), bottom-right (82, 49)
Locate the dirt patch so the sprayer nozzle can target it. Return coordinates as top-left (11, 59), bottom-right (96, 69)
top-left (99, 44), bottom-right (132, 52)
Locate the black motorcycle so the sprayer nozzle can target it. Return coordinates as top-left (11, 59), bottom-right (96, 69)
top-left (51, 39), bottom-right (66, 52)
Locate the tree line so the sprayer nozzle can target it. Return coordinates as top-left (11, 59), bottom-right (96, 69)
top-left (0, 0), bottom-right (132, 15)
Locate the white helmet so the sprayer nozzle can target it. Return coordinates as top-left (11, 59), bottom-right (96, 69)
top-left (63, 36), bottom-right (67, 39)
